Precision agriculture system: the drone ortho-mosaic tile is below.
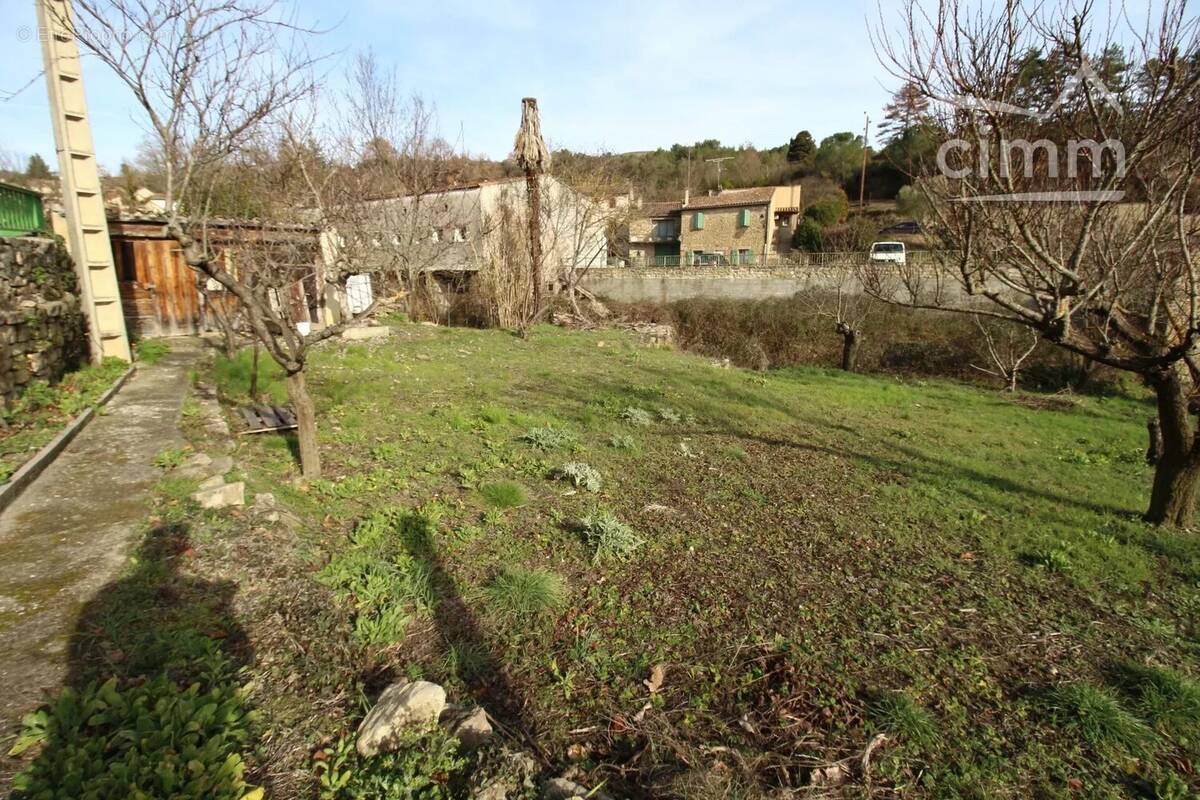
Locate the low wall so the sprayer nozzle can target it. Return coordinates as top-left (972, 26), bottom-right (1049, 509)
top-left (580, 259), bottom-right (966, 306)
top-left (0, 236), bottom-right (88, 405)
top-left (581, 267), bottom-right (812, 304)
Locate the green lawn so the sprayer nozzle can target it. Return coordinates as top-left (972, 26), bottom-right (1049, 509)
top-left (125, 325), bottom-right (1200, 797)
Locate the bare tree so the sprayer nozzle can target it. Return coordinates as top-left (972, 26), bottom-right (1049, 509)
top-left (61, 0), bottom-right (381, 478)
top-left (870, 0), bottom-right (1200, 525)
top-left (970, 315), bottom-right (1040, 392)
top-left (801, 267), bottom-right (877, 371)
top-left (543, 160), bottom-right (629, 315)
top-left (308, 53), bottom-right (464, 322)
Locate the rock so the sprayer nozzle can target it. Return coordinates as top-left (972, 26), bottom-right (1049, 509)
top-left (440, 705), bottom-right (493, 749)
top-left (543, 777), bottom-right (608, 800)
top-left (180, 452), bottom-right (213, 470)
top-left (356, 680), bottom-right (447, 757)
top-left (252, 492), bottom-right (276, 509)
top-left (192, 481), bottom-right (245, 509)
top-left (341, 325), bottom-right (393, 341)
top-left (197, 474), bottom-right (225, 491)
top-left (208, 455), bottom-right (235, 476)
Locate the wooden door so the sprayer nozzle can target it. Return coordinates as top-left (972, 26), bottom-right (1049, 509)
top-left (113, 236), bottom-right (202, 337)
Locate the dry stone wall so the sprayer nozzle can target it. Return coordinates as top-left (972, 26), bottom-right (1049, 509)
top-left (0, 236), bottom-right (88, 405)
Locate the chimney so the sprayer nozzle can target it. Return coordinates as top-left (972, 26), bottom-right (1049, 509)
top-left (683, 188), bottom-right (689, 207)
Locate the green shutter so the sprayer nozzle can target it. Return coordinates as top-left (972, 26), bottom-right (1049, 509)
top-left (693, 212), bottom-right (704, 230)
top-left (739, 209), bottom-right (751, 227)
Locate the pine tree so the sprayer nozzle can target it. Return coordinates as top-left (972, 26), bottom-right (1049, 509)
top-left (786, 130), bottom-right (816, 164)
top-left (25, 153), bottom-right (52, 180)
top-left (878, 83), bottom-right (930, 143)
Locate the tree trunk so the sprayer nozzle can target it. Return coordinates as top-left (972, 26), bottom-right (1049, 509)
top-left (286, 370), bottom-right (321, 479)
top-left (1144, 371), bottom-right (1200, 527)
top-left (525, 171), bottom-right (543, 323)
top-left (249, 342), bottom-right (260, 400)
top-left (838, 325), bottom-right (860, 371)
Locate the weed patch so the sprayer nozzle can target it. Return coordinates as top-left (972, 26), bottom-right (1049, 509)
top-left (484, 567), bottom-right (564, 622)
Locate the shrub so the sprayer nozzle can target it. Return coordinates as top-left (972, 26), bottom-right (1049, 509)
top-left (11, 675), bottom-right (259, 800)
top-left (803, 196), bottom-right (849, 227)
top-left (318, 510), bottom-right (436, 645)
top-left (792, 218), bottom-right (824, 252)
top-left (485, 567), bottom-right (565, 621)
top-left (552, 462), bottom-right (602, 492)
top-left (315, 726), bottom-right (465, 800)
top-left (608, 434), bottom-right (636, 450)
top-left (580, 507), bottom-right (644, 564)
top-left (479, 480), bottom-right (528, 508)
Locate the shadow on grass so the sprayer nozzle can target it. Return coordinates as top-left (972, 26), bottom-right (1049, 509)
top-left (396, 512), bottom-right (542, 759)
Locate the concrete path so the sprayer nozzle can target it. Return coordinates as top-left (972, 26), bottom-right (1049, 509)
top-left (0, 340), bottom-right (199, 751)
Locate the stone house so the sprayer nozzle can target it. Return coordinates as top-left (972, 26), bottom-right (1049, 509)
top-left (627, 185), bottom-right (803, 266)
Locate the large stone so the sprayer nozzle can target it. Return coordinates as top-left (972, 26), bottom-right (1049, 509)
top-left (440, 704), bottom-right (493, 749)
top-left (543, 777), bottom-right (607, 800)
top-left (192, 481), bottom-right (245, 509)
top-left (197, 474), bottom-right (225, 491)
top-left (356, 680), bottom-right (447, 757)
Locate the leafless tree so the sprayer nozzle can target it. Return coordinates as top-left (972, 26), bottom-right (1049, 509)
top-left (970, 315), bottom-right (1040, 392)
top-left (544, 160), bottom-right (629, 315)
top-left (869, 0), bottom-right (1200, 525)
top-left (800, 267), bottom-right (876, 371)
top-left (60, 0), bottom-right (380, 478)
top-left (304, 53), bottom-right (464, 322)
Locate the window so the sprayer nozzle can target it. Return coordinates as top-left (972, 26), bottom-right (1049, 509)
top-left (739, 249), bottom-right (752, 265)
top-left (780, 216), bottom-right (790, 228)
top-left (452, 227), bottom-right (466, 242)
top-left (430, 228), bottom-right (441, 243)
top-left (739, 209), bottom-right (752, 227)
top-left (653, 219), bottom-right (677, 239)
top-left (692, 212), bottom-right (705, 230)
top-left (691, 250), bottom-right (703, 265)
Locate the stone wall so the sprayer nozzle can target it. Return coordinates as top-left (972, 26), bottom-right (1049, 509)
top-left (679, 205), bottom-right (769, 262)
top-left (0, 236), bottom-right (88, 405)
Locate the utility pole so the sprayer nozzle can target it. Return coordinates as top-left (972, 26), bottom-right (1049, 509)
top-left (705, 156), bottom-right (734, 191)
top-left (858, 112), bottom-right (870, 211)
top-left (36, 0), bottom-right (131, 362)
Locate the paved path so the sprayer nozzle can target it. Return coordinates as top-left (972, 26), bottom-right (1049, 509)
top-left (0, 340), bottom-right (198, 754)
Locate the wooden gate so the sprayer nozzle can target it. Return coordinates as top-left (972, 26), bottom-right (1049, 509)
top-left (110, 221), bottom-right (202, 338)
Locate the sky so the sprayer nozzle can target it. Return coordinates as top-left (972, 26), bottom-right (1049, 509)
top-left (0, 0), bottom-right (898, 175)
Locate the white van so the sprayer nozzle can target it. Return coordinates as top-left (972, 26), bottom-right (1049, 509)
top-left (869, 241), bottom-right (907, 265)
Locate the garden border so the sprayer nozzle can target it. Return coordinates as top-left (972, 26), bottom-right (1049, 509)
top-left (0, 365), bottom-right (136, 514)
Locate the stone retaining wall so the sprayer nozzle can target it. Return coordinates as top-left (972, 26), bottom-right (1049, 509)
top-left (0, 236), bottom-right (88, 405)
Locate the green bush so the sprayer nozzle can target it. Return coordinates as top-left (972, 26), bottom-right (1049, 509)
top-left (10, 675), bottom-right (259, 800)
top-left (803, 196), bottom-right (849, 227)
top-left (792, 218), bottom-right (824, 252)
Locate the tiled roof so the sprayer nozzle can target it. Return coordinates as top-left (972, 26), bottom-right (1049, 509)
top-left (681, 186), bottom-right (775, 210)
top-left (634, 201), bottom-right (683, 218)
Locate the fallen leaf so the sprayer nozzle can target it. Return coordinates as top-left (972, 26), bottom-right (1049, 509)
top-left (1068, 778), bottom-right (1083, 792)
top-left (644, 664), bottom-right (666, 694)
top-left (810, 763), bottom-right (847, 787)
top-left (960, 552), bottom-right (976, 560)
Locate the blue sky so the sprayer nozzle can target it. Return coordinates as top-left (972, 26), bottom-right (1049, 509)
top-left (1, 0), bottom-right (896, 174)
